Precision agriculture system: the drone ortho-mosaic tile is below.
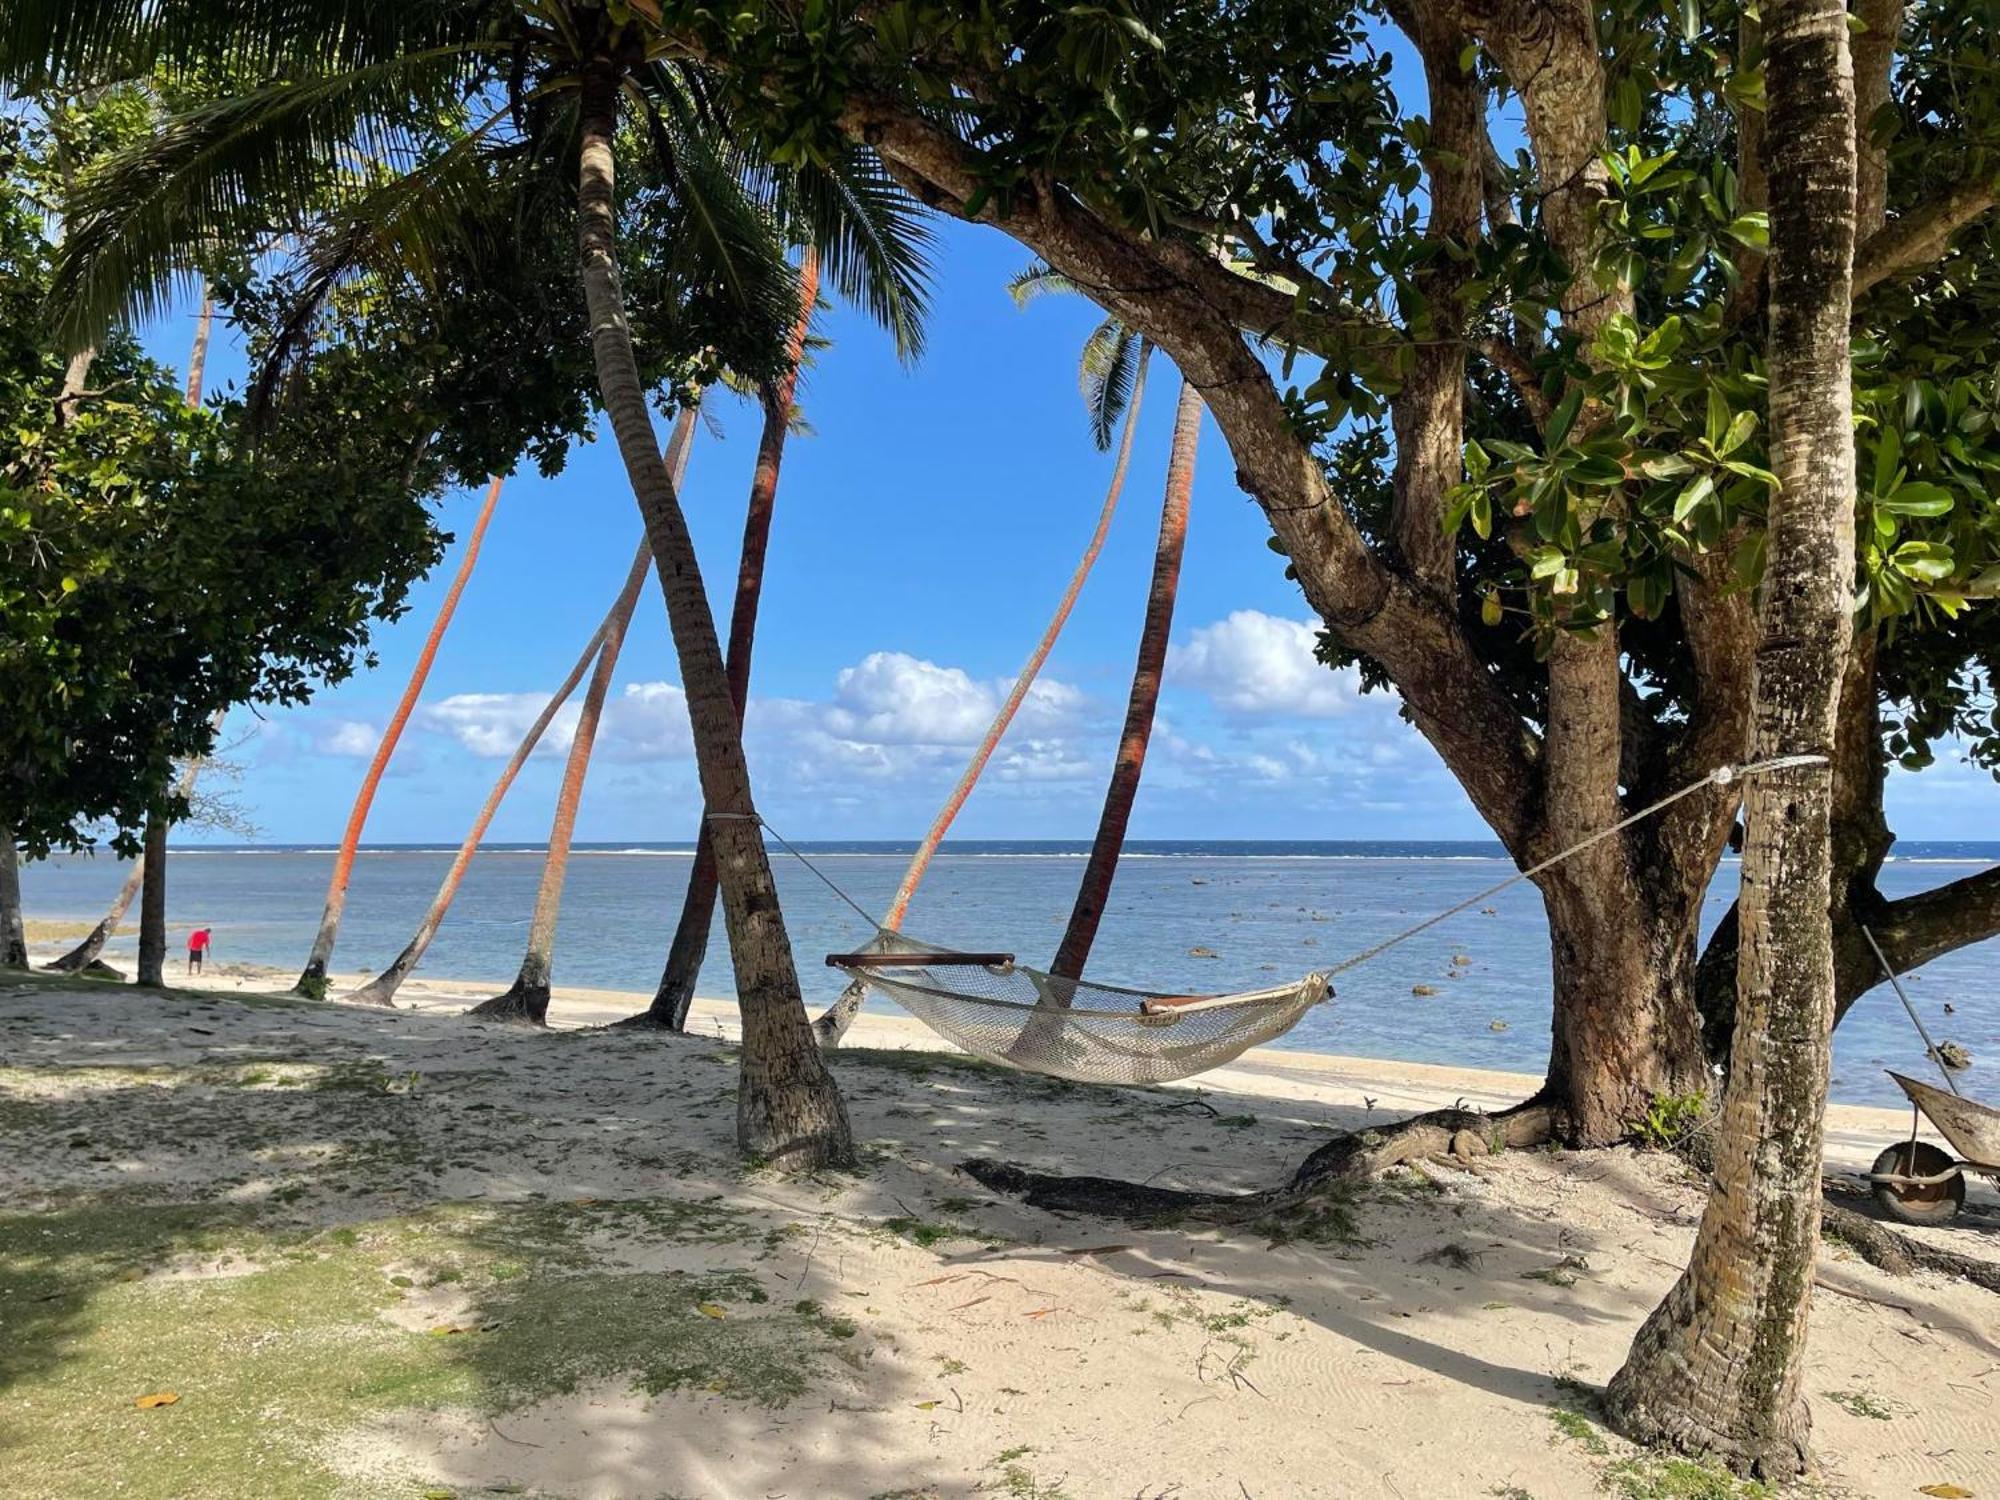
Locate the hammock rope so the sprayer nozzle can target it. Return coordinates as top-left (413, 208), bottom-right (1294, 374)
top-left (710, 753), bottom-right (1827, 1085)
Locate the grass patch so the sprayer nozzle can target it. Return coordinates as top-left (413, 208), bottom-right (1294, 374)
top-left (1547, 1405), bottom-right (1609, 1456)
top-left (0, 1193), bottom-right (853, 1499)
top-left (1602, 1457), bottom-right (1770, 1499)
top-left (1823, 1388), bottom-right (1895, 1420)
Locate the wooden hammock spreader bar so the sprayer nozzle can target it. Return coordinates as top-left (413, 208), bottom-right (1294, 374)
top-left (827, 951), bottom-right (1016, 969)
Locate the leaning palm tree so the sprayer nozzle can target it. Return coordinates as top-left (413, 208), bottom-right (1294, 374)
top-left (813, 276), bottom-right (1154, 1046)
top-left (344, 535), bottom-right (655, 1008)
top-left (291, 473), bottom-right (502, 996)
top-left (472, 405), bottom-right (698, 1024)
top-left (622, 251), bottom-right (819, 1032)
top-left (2, 3), bottom-right (930, 1168)
top-left (1051, 373), bottom-right (1199, 983)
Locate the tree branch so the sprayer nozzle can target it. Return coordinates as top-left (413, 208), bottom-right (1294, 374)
top-left (1854, 173), bottom-right (2000, 296)
top-left (838, 92), bottom-right (1543, 847)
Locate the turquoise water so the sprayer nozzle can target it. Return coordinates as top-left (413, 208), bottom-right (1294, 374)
top-left (18, 840), bottom-right (1997, 1109)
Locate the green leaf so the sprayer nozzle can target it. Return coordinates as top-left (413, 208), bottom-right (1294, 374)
top-left (1673, 474), bottom-right (1716, 523)
top-left (1705, 388), bottom-right (1730, 450)
top-left (1876, 482), bottom-right (1955, 517)
top-left (1546, 387), bottom-right (1584, 449)
top-left (1718, 410), bottom-right (1757, 456)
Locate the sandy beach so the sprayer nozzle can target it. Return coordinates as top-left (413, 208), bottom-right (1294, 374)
top-left (2, 959), bottom-right (1995, 1499)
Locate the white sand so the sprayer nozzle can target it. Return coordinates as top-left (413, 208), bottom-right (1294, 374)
top-left (4, 961), bottom-right (1996, 1498)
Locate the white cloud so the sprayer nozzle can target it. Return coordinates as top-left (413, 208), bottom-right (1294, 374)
top-left (419, 694), bottom-right (579, 758)
top-left (600, 682), bottom-right (694, 759)
top-left (818, 651), bottom-right (1084, 746)
top-left (319, 720), bottom-right (383, 759)
top-left (1171, 611), bottom-right (1368, 717)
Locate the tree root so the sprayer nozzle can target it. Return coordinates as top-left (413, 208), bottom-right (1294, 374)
top-left (964, 1102), bottom-right (1997, 1298)
top-left (602, 1008), bottom-right (680, 1032)
top-left (961, 1100), bottom-right (1554, 1225)
top-left (467, 985), bottom-right (549, 1026)
top-left (1821, 1200), bottom-right (2000, 1295)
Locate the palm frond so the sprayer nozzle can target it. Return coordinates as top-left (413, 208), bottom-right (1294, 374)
top-left (1078, 318), bottom-right (1144, 451)
top-left (246, 103), bottom-right (515, 414)
top-left (49, 47), bottom-right (489, 346)
top-left (1007, 259), bottom-right (1080, 307)
top-left (779, 145), bottom-right (934, 362)
top-left (2, 0), bottom-right (508, 90)
top-left (639, 68), bottom-right (793, 327)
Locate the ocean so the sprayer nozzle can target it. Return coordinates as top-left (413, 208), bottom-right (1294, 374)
top-left (18, 840), bottom-right (1997, 1109)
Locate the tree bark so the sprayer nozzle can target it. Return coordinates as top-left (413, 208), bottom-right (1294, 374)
top-left (576, 58), bottom-right (851, 1169)
top-left (136, 814), bottom-right (168, 987)
top-left (295, 473), bottom-right (503, 996)
top-left (1605, 1), bottom-right (1858, 1477)
top-left (1050, 375), bottom-right (1199, 984)
top-left (642, 254), bottom-right (819, 1033)
top-left (471, 411), bottom-right (696, 1025)
top-left (0, 826), bottom-right (26, 968)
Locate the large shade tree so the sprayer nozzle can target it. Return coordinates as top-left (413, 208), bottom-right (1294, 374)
top-left (1, 1), bottom-right (932, 1168)
top-left (615, 0), bottom-right (2000, 1161)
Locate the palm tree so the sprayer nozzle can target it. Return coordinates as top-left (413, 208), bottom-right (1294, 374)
top-left (814, 286), bottom-right (1153, 1046)
top-left (0, 4), bottom-right (928, 1167)
top-left (1051, 374), bottom-right (1199, 983)
top-left (625, 251), bottom-right (819, 1032)
top-left (292, 472), bottom-right (502, 996)
top-left (1604, 0), bottom-right (1859, 1473)
top-left (472, 406), bottom-right (698, 1024)
top-left (344, 535), bottom-right (653, 1008)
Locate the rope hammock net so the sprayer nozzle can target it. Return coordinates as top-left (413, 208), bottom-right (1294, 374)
top-left (829, 929), bottom-right (1330, 1086)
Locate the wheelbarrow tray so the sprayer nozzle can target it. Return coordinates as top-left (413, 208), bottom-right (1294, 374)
top-left (1887, 1071), bottom-right (2000, 1172)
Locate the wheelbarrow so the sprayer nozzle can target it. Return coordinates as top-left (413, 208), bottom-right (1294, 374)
top-left (1867, 1071), bottom-right (2000, 1225)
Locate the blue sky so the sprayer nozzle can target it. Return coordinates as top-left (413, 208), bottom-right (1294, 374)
top-left (165, 211), bottom-right (1999, 846)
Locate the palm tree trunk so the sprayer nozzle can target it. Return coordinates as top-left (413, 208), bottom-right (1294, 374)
top-left (630, 252), bottom-right (821, 1033)
top-left (48, 857), bottom-right (144, 973)
top-left (469, 409), bottom-right (699, 1025)
top-left (1604, 0), bottom-right (1857, 1478)
top-left (344, 536), bottom-right (655, 1008)
top-left (1049, 374), bottom-right (1199, 986)
top-left (814, 341), bottom-right (1154, 1047)
top-left (135, 814), bottom-right (167, 986)
top-left (0, 827), bottom-right (26, 969)
top-left (52, 293), bottom-right (217, 977)
top-left (293, 472), bottom-right (503, 996)
top-left (576, 61), bottom-right (851, 1169)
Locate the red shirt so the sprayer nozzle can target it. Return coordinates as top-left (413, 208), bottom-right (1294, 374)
top-left (189, 930), bottom-right (211, 952)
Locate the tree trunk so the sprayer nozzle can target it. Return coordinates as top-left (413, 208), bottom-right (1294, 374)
top-left (470, 411), bottom-right (697, 1025)
top-left (0, 826), bottom-right (26, 969)
top-left (641, 252), bottom-right (820, 1033)
top-left (1050, 374), bottom-right (1198, 985)
top-left (294, 473), bottom-right (503, 996)
top-left (575, 60), bottom-right (851, 1169)
top-left (1605, 1), bottom-right (1858, 1476)
top-left (347, 538), bottom-right (652, 1008)
top-left (811, 344), bottom-right (1154, 1046)
top-left (1539, 870), bottom-right (1711, 1144)
top-left (136, 814), bottom-right (167, 987)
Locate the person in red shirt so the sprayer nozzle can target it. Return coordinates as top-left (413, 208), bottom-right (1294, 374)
top-left (187, 927), bottom-right (212, 974)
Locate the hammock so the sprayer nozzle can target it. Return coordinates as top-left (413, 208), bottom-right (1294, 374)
top-left (740, 754), bottom-right (1827, 1089)
top-left (827, 929), bottom-right (1331, 1085)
